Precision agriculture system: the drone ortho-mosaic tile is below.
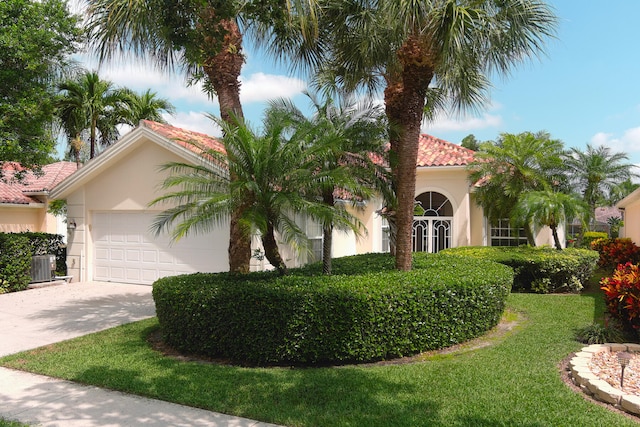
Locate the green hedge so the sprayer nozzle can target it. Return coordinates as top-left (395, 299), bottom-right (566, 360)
top-left (18, 232), bottom-right (66, 275)
top-left (0, 234), bottom-right (31, 293)
top-left (153, 253), bottom-right (512, 366)
top-left (441, 246), bottom-right (598, 293)
top-left (0, 232), bottom-right (67, 293)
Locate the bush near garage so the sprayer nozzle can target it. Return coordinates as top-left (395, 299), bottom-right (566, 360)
top-left (0, 234), bottom-right (31, 293)
top-left (441, 246), bottom-right (598, 293)
top-left (18, 232), bottom-right (67, 275)
top-left (152, 253), bottom-right (512, 366)
top-left (590, 237), bottom-right (640, 270)
top-left (0, 232), bottom-right (67, 293)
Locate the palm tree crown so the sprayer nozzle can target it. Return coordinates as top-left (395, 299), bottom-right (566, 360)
top-left (268, 91), bottom-right (390, 274)
top-left (564, 144), bottom-right (636, 227)
top-left (55, 71), bottom-right (130, 159)
top-left (468, 131), bottom-right (565, 245)
top-left (150, 109), bottom-right (356, 275)
top-left (270, 0), bottom-right (558, 270)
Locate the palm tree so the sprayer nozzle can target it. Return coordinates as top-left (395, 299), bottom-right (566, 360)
top-left (150, 109), bottom-right (349, 275)
top-left (85, 0), bottom-right (310, 273)
top-left (268, 91), bottom-right (390, 274)
top-left (608, 179), bottom-right (640, 206)
top-left (513, 190), bottom-right (588, 250)
top-left (269, 0), bottom-right (557, 270)
top-left (468, 131), bottom-right (566, 246)
top-left (564, 144), bottom-right (636, 229)
top-left (123, 89), bottom-right (175, 125)
top-left (55, 71), bottom-right (130, 159)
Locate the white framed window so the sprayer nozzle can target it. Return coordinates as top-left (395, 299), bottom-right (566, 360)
top-left (306, 220), bottom-right (323, 263)
top-left (381, 218), bottom-right (390, 253)
top-left (490, 219), bottom-right (527, 247)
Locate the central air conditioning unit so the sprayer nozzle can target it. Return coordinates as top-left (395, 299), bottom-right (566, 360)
top-left (30, 255), bottom-right (56, 283)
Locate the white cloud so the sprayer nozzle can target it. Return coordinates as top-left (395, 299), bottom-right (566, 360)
top-left (240, 72), bottom-right (306, 103)
top-left (422, 112), bottom-right (503, 133)
top-left (590, 127), bottom-right (640, 153)
top-left (80, 57), bottom-right (305, 108)
top-left (93, 60), bottom-right (214, 106)
top-left (165, 111), bottom-right (222, 137)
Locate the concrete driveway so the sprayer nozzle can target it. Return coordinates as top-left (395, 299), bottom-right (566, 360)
top-left (0, 281), bottom-right (282, 426)
top-left (0, 281), bottom-right (155, 357)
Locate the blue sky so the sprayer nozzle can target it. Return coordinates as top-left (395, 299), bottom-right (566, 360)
top-left (70, 0), bottom-right (640, 169)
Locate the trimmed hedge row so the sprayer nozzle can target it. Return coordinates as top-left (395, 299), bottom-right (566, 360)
top-left (0, 234), bottom-right (31, 293)
top-left (441, 246), bottom-right (598, 293)
top-left (153, 253), bottom-right (512, 366)
top-left (0, 232), bottom-right (67, 293)
top-left (19, 232), bottom-right (67, 275)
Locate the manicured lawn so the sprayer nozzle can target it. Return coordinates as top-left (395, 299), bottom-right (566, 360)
top-left (0, 419), bottom-right (28, 427)
top-left (1, 292), bottom-right (637, 426)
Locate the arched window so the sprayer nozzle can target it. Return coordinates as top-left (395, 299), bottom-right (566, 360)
top-left (413, 192), bottom-right (453, 253)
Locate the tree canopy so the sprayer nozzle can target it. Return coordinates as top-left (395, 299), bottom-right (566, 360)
top-left (0, 0), bottom-right (80, 169)
top-left (468, 131), bottom-right (566, 245)
top-left (269, 0), bottom-right (558, 270)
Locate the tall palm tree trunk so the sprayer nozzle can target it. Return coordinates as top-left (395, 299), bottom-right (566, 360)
top-left (322, 223), bottom-right (333, 275)
top-left (550, 225), bottom-right (562, 250)
top-left (90, 118), bottom-right (97, 159)
top-left (262, 222), bottom-right (288, 275)
top-left (202, 17), bottom-right (251, 274)
top-left (384, 35), bottom-right (434, 271)
top-left (321, 190), bottom-right (335, 275)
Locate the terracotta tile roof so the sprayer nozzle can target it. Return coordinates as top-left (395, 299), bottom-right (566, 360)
top-left (141, 120), bottom-right (226, 155)
top-left (0, 162), bottom-right (77, 204)
top-left (417, 134), bottom-right (475, 167)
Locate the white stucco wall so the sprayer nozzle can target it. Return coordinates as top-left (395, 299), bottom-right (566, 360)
top-left (0, 206), bottom-right (44, 233)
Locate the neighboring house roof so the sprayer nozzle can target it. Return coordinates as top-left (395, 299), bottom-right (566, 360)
top-left (417, 134), bottom-right (475, 167)
top-left (0, 162), bottom-right (77, 205)
top-left (595, 206), bottom-right (622, 222)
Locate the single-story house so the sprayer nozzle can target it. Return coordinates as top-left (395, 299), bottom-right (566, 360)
top-left (617, 187), bottom-right (640, 244)
top-left (0, 161), bottom-right (77, 236)
top-left (50, 120), bottom-right (560, 285)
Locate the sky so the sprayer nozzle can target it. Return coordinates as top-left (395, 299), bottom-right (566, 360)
top-left (66, 0), bottom-right (640, 170)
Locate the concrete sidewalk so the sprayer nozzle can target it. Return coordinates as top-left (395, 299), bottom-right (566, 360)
top-left (0, 282), bottom-right (282, 427)
top-left (0, 368), bottom-right (278, 427)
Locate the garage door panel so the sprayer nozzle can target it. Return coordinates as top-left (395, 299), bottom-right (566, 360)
top-left (125, 249), bottom-right (140, 262)
top-left (110, 248), bottom-right (125, 261)
top-left (109, 267), bottom-right (125, 281)
top-left (142, 250), bottom-right (157, 263)
top-left (125, 268), bottom-right (140, 281)
top-left (93, 212), bottom-right (228, 285)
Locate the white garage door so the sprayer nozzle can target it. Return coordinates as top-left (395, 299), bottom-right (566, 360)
top-left (93, 212), bottom-right (228, 285)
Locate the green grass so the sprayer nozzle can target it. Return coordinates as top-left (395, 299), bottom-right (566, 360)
top-left (0, 419), bottom-right (29, 427)
top-left (1, 292), bottom-right (637, 426)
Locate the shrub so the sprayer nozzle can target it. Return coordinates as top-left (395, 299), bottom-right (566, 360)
top-left (152, 253), bottom-right (513, 366)
top-left (441, 246), bottom-right (598, 293)
top-left (582, 231), bottom-right (608, 248)
top-left (16, 232), bottom-right (67, 275)
top-left (575, 323), bottom-right (624, 344)
top-left (590, 238), bottom-right (640, 270)
top-left (601, 263), bottom-right (640, 333)
top-left (0, 234), bottom-right (31, 293)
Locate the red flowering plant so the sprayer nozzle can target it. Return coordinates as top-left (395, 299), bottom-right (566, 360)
top-left (601, 262), bottom-right (640, 330)
top-left (591, 238), bottom-right (640, 270)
